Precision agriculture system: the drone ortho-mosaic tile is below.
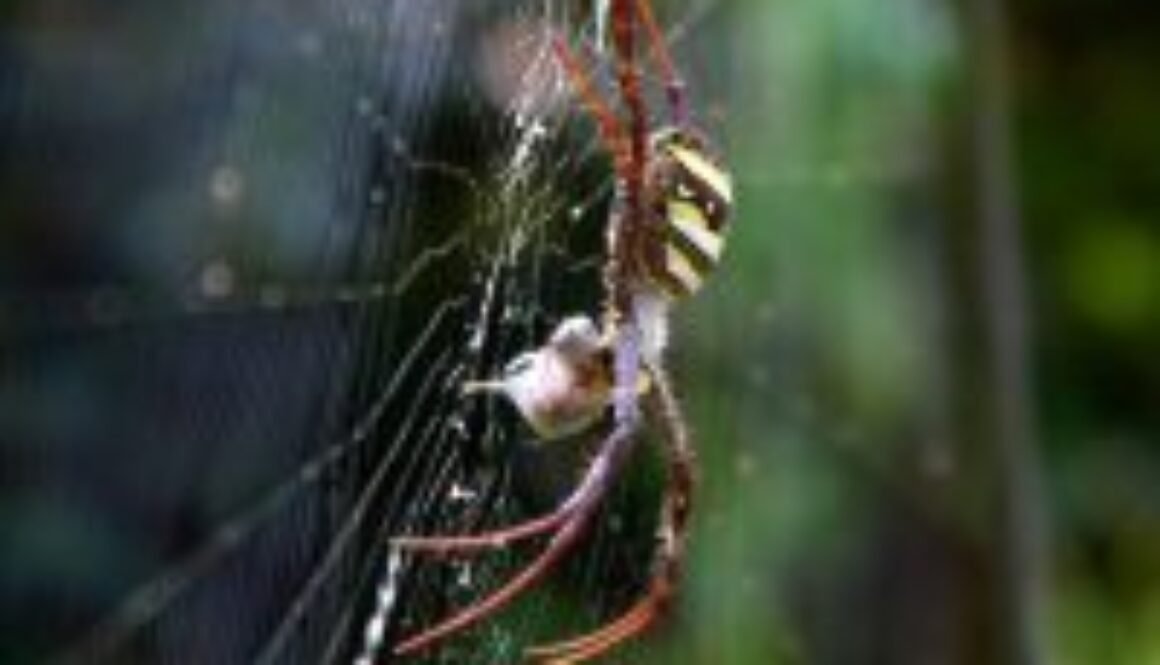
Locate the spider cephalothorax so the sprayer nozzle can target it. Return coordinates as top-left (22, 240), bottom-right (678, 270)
top-left (392, 1), bottom-right (731, 661)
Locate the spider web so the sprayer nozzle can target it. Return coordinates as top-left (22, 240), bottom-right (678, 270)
top-left (0, 0), bottom-right (719, 663)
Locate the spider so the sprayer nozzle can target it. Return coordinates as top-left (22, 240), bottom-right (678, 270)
top-left (392, 0), bottom-right (732, 660)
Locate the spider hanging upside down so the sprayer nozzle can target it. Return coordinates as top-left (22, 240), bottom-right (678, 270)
top-left (392, 0), bottom-right (733, 660)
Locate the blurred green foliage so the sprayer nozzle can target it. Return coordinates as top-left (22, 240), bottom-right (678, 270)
top-left (653, 0), bottom-right (1159, 663)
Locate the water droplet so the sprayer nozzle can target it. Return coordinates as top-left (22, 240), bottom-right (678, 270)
top-left (608, 515), bottom-right (624, 534)
top-left (297, 31), bottom-right (323, 58)
top-left (448, 483), bottom-right (477, 503)
top-left (355, 96), bottom-right (375, 116)
top-left (363, 614), bottom-right (384, 648)
top-left (450, 417), bottom-right (469, 438)
top-left (258, 284), bottom-right (288, 309)
top-left (755, 301), bottom-right (778, 325)
top-left (199, 260), bottom-right (235, 299)
top-left (209, 165), bottom-right (244, 207)
top-left (456, 564), bottom-right (474, 588)
top-left (734, 452), bottom-right (757, 480)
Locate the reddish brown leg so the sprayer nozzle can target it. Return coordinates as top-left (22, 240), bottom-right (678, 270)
top-left (393, 505), bottom-right (576, 555)
top-left (609, 0), bottom-right (648, 208)
top-left (630, 0), bottom-right (689, 124)
top-left (551, 33), bottom-right (629, 175)
top-left (393, 510), bottom-right (593, 657)
top-left (525, 367), bottom-right (696, 663)
top-left (525, 566), bottom-right (674, 662)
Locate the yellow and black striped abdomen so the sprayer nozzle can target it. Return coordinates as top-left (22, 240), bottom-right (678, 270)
top-left (648, 131), bottom-right (734, 300)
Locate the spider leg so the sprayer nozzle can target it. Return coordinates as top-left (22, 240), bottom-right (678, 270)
top-left (392, 424), bottom-right (640, 658)
top-left (525, 567), bottom-right (670, 662)
top-left (526, 580), bottom-right (663, 663)
top-left (551, 33), bottom-right (629, 174)
top-left (525, 366), bottom-right (696, 663)
top-left (393, 325), bottom-right (647, 658)
top-left (392, 507), bottom-right (575, 555)
top-left (393, 507), bottom-right (593, 657)
top-left (609, 0), bottom-right (647, 195)
top-left (629, 0), bottom-right (689, 125)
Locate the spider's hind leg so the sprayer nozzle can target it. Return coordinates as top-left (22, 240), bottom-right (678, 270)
top-left (393, 508), bottom-right (596, 657)
top-left (392, 506), bottom-right (578, 555)
top-left (524, 541), bottom-right (679, 663)
top-left (525, 366), bottom-right (696, 663)
top-left (551, 32), bottom-right (628, 173)
top-left (628, 0), bottom-right (689, 124)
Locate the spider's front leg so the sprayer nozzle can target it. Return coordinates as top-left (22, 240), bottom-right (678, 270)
top-left (391, 321), bottom-right (646, 658)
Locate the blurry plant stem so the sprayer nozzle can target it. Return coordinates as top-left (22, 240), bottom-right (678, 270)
top-left (953, 0), bottom-right (1049, 662)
